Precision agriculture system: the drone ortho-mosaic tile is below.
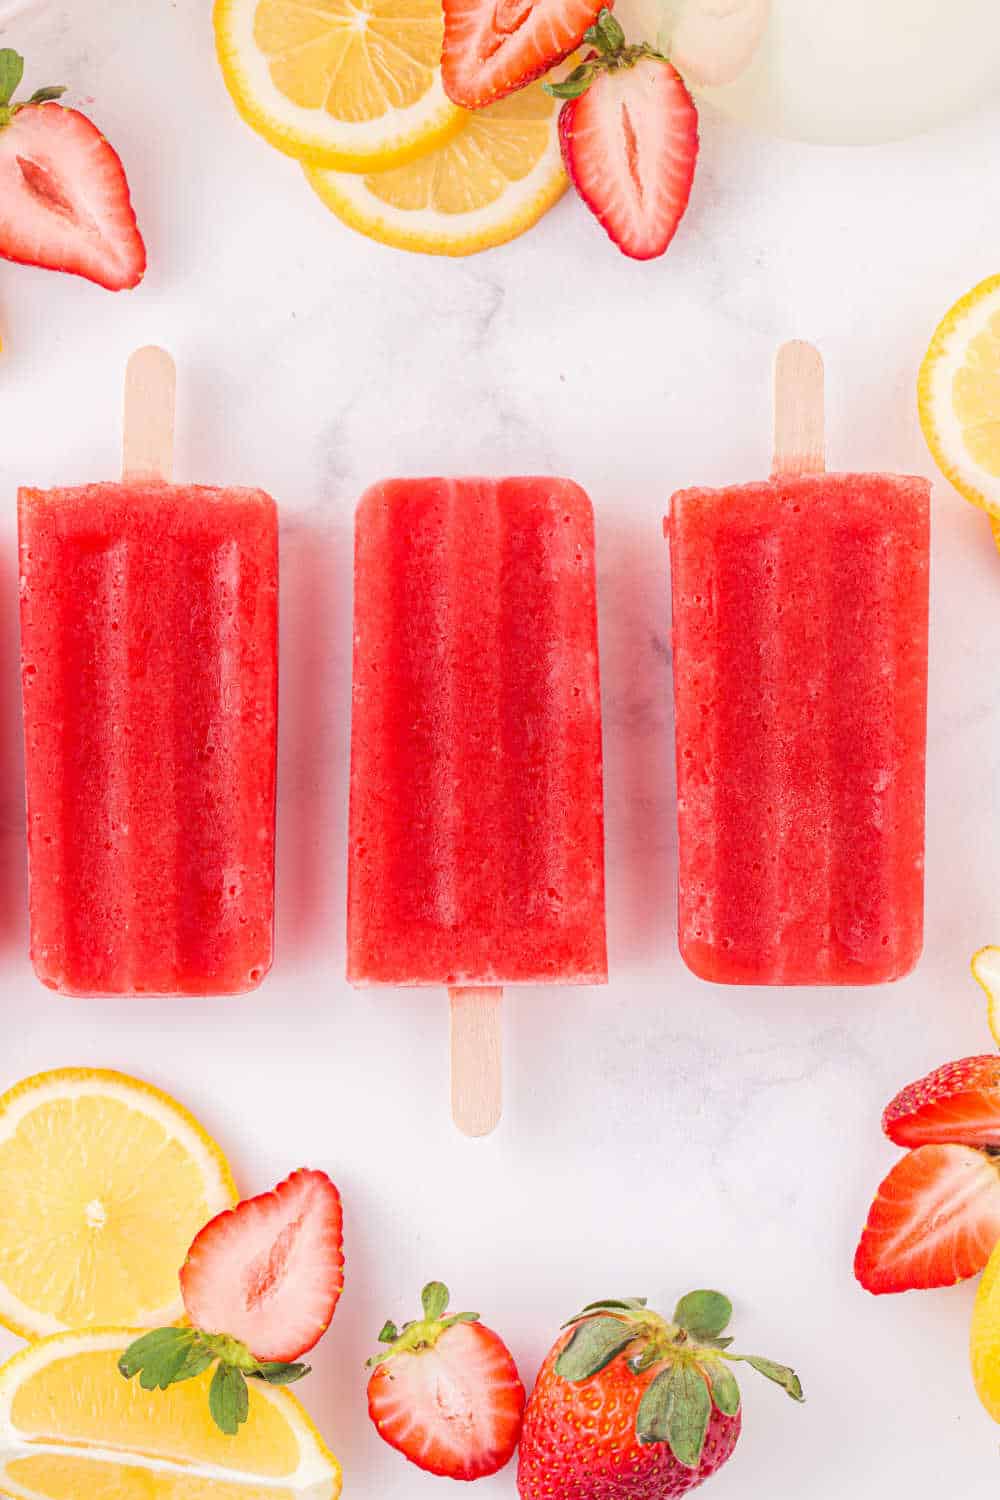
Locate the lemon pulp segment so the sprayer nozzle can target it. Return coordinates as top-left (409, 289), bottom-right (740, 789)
top-left (0, 1070), bottom-right (235, 1337)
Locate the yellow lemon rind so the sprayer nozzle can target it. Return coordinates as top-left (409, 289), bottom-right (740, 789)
top-left (971, 1241), bottom-right (1000, 1424)
top-left (0, 1069), bottom-right (237, 1342)
top-left (305, 156), bottom-right (567, 257)
top-left (214, 0), bottom-right (465, 170)
top-left (918, 272), bottom-right (1000, 520)
top-left (972, 947), bottom-right (1000, 1050)
top-left (0, 1330), bottom-right (341, 1500)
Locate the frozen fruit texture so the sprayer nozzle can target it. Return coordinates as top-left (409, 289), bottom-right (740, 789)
top-left (669, 471), bottom-right (930, 985)
top-left (348, 476), bottom-right (607, 987)
top-left (19, 481), bottom-right (278, 996)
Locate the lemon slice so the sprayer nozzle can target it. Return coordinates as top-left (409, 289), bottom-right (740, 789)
top-left (919, 273), bottom-right (1000, 519)
top-left (972, 947), bottom-right (1000, 1048)
top-left (0, 1330), bottom-right (341, 1500)
top-left (305, 74), bottom-right (567, 255)
top-left (0, 1070), bottom-right (236, 1339)
top-left (214, 0), bottom-right (463, 170)
top-left (972, 1238), bottom-right (1000, 1424)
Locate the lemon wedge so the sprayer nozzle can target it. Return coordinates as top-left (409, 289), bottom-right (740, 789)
top-left (919, 273), bottom-right (1000, 520)
top-left (305, 73), bottom-right (567, 255)
top-left (0, 1069), bottom-right (236, 1339)
top-left (214, 0), bottom-right (463, 169)
top-left (0, 1330), bottom-right (341, 1500)
top-left (972, 947), bottom-right (1000, 1049)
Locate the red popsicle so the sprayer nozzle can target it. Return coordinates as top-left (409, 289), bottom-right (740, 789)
top-left (19, 349), bottom-right (278, 996)
top-left (667, 343), bottom-right (930, 985)
top-left (348, 476), bottom-right (607, 1130)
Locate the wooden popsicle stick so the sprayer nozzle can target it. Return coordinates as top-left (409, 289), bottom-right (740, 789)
top-left (123, 345), bottom-right (176, 482)
top-left (450, 987), bottom-right (502, 1137)
top-left (773, 341), bottom-right (825, 477)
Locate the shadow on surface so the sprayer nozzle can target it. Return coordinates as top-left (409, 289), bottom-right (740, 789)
top-left (598, 509), bottom-right (676, 971)
top-left (275, 516), bottom-right (352, 975)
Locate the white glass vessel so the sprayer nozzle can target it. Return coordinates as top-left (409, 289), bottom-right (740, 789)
top-left (616, 0), bottom-right (1000, 145)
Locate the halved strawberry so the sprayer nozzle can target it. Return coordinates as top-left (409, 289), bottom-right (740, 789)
top-left (0, 49), bottom-right (145, 290)
top-left (442, 0), bottom-right (605, 109)
top-left (882, 1056), bottom-right (1000, 1149)
top-left (854, 1144), bottom-right (1000, 1294)
top-left (180, 1168), bottom-right (344, 1362)
top-left (367, 1281), bottom-right (525, 1480)
top-left (550, 12), bottom-right (699, 261)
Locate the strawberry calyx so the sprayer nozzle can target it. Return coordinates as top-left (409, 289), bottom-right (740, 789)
top-left (556, 1291), bottom-right (803, 1468)
top-left (367, 1280), bottom-right (481, 1369)
top-left (544, 9), bottom-right (663, 100)
top-left (0, 50), bottom-right (65, 131)
top-left (118, 1327), bottom-right (311, 1437)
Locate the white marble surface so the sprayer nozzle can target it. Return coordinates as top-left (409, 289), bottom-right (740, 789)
top-left (2, 2), bottom-right (1000, 1495)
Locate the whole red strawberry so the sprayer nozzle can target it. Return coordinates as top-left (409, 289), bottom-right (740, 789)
top-left (518, 1292), bottom-right (802, 1499)
top-left (368, 1281), bottom-right (525, 1480)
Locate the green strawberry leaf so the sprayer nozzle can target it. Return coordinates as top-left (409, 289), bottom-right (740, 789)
top-left (580, 1298), bottom-right (647, 1314)
top-left (585, 7), bottom-right (626, 54)
top-left (118, 1329), bottom-right (200, 1391)
top-left (665, 1366), bottom-right (712, 1469)
top-left (636, 1365), bottom-right (712, 1465)
top-left (119, 1327), bottom-right (191, 1374)
top-left (27, 85), bottom-right (66, 104)
top-left (737, 1355), bottom-right (804, 1401)
top-left (441, 1311), bottom-right (480, 1329)
top-left (556, 1316), bottom-right (640, 1382)
top-left (377, 1321), bottom-right (399, 1344)
top-left (635, 1366), bottom-right (674, 1445)
top-left (544, 63), bottom-right (595, 101)
top-left (250, 1362), bottom-right (311, 1386)
top-left (172, 1346), bottom-right (215, 1383)
top-left (210, 1363), bottom-right (250, 1436)
top-left (562, 1298), bottom-right (646, 1328)
top-left (121, 1328), bottom-right (315, 1435)
top-left (0, 50), bottom-right (24, 108)
top-left (421, 1282), bottom-right (450, 1321)
top-left (699, 1335), bottom-right (734, 1350)
top-left (706, 1359), bottom-right (741, 1417)
top-left (673, 1291), bottom-right (733, 1341)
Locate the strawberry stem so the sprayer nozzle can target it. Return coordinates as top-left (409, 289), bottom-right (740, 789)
top-left (0, 50), bottom-right (65, 129)
top-left (554, 1292), bottom-right (804, 1468)
top-left (367, 1282), bottom-right (481, 1368)
top-left (544, 8), bottom-right (667, 100)
top-left (118, 1327), bottom-right (311, 1436)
